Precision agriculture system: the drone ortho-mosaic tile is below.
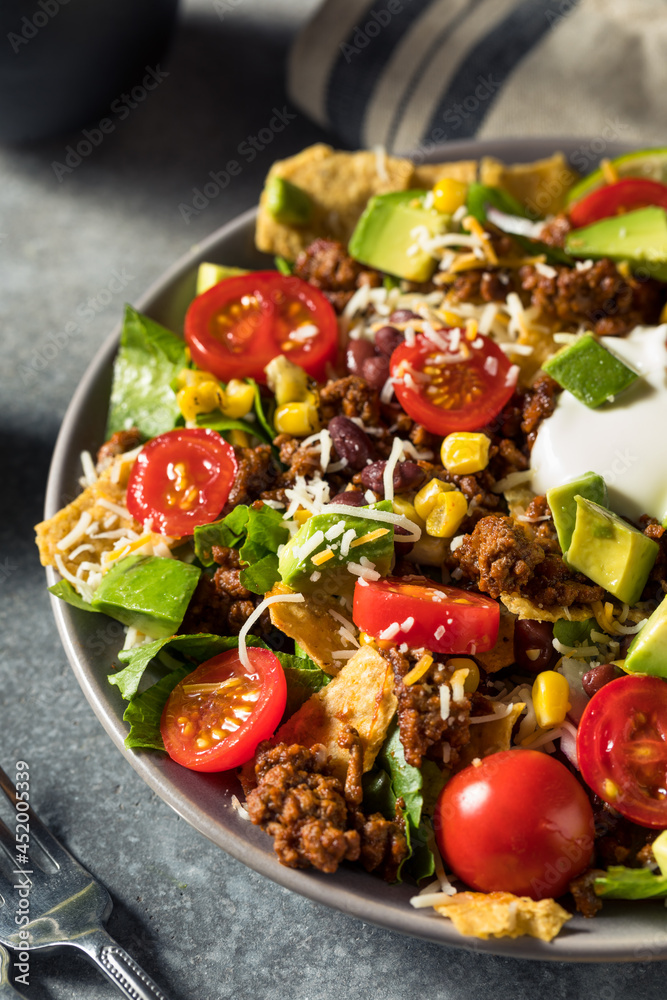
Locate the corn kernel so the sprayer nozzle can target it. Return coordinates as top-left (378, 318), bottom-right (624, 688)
top-left (391, 497), bottom-right (425, 532)
top-left (414, 478), bottom-right (455, 520)
top-left (265, 354), bottom-right (310, 405)
top-left (228, 429), bottom-right (250, 448)
top-left (177, 381), bottom-right (225, 423)
top-left (447, 657), bottom-right (480, 693)
top-left (406, 535), bottom-right (449, 566)
top-left (293, 508), bottom-right (312, 527)
top-left (274, 401), bottom-right (320, 437)
top-left (222, 379), bottom-right (255, 418)
top-left (425, 490), bottom-right (468, 538)
top-left (440, 432), bottom-right (491, 475)
top-left (175, 367), bottom-right (218, 390)
top-left (432, 177), bottom-right (468, 215)
top-left (532, 670), bottom-right (571, 729)
top-left (660, 302), bottom-right (667, 324)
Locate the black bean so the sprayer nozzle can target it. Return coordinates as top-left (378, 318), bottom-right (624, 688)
top-left (582, 663), bottom-right (620, 698)
top-left (346, 339), bottom-right (376, 376)
top-left (514, 619), bottom-right (557, 674)
top-left (327, 415), bottom-right (376, 471)
top-left (361, 354), bottom-right (390, 389)
top-left (330, 490), bottom-right (366, 506)
top-left (374, 325), bottom-right (404, 357)
top-left (360, 459), bottom-right (425, 497)
top-left (389, 309), bottom-right (420, 323)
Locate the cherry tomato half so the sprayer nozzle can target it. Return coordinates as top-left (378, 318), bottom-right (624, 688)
top-left (184, 271), bottom-right (338, 383)
top-left (161, 647), bottom-right (286, 772)
top-left (434, 750), bottom-right (594, 899)
top-left (352, 577), bottom-right (499, 654)
top-left (126, 427), bottom-right (237, 537)
top-left (389, 330), bottom-right (516, 436)
top-left (568, 177), bottom-right (667, 228)
top-left (577, 674), bottom-right (667, 828)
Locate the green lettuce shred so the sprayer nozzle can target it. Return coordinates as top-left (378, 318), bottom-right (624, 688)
top-left (594, 866), bottom-right (667, 900)
top-left (194, 503), bottom-right (289, 595)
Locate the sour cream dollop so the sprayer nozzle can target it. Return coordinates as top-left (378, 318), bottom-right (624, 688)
top-left (531, 324), bottom-right (667, 524)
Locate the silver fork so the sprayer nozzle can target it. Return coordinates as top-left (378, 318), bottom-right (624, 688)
top-left (0, 766), bottom-right (173, 1000)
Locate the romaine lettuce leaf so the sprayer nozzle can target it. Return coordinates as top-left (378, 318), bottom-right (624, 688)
top-left (110, 632), bottom-right (257, 700)
top-left (107, 305), bottom-right (187, 439)
top-left (196, 410), bottom-right (271, 444)
top-left (276, 651), bottom-right (331, 719)
top-left (194, 503), bottom-right (289, 595)
top-left (123, 664), bottom-right (190, 751)
top-left (594, 866), bottom-right (667, 899)
top-left (48, 580), bottom-right (97, 612)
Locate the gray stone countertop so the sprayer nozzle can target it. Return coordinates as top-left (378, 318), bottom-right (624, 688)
top-left (1, 1), bottom-right (665, 996)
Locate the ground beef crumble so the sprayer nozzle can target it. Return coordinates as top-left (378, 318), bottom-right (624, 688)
top-left (454, 515), bottom-right (546, 599)
top-left (319, 374), bottom-right (380, 426)
top-left (96, 427), bottom-right (142, 472)
top-left (385, 646), bottom-right (494, 769)
top-left (179, 546), bottom-right (270, 637)
top-left (245, 739), bottom-right (408, 879)
top-left (293, 238), bottom-right (382, 312)
top-left (222, 444), bottom-right (279, 514)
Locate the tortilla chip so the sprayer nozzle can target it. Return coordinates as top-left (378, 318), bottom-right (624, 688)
top-left (500, 592), bottom-right (594, 623)
top-left (276, 644), bottom-right (397, 781)
top-left (34, 459), bottom-right (138, 579)
top-left (479, 153), bottom-right (578, 217)
top-left (433, 891), bottom-right (571, 942)
top-left (255, 144), bottom-right (414, 259)
top-left (458, 703), bottom-right (525, 770)
top-left (267, 582), bottom-right (356, 676)
top-left (411, 160), bottom-right (478, 189)
top-left (475, 605), bottom-right (515, 673)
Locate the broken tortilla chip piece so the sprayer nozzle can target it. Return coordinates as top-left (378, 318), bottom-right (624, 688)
top-left (479, 152), bottom-right (578, 217)
top-left (255, 144), bottom-right (414, 260)
top-left (475, 605), bottom-right (515, 673)
top-left (501, 592), bottom-right (594, 623)
top-left (275, 644), bottom-right (397, 781)
top-left (34, 459), bottom-right (138, 581)
top-left (410, 160), bottom-right (478, 189)
top-left (433, 891), bottom-right (571, 942)
top-left (267, 582), bottom-right (356, 676)
top-left (457, 703), bottom-right (525, 770)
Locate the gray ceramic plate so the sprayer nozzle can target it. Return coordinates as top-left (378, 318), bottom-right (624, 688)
top-left (44, 138), bottom-right (667, 962)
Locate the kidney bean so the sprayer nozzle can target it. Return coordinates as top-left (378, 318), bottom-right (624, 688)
top-left (361, 354), bottom-right (390, 389)
top-left (330, 490), bottom-right (366, 506)
top-left (582, 663), bottom-right (620, 698)
top-left (360, 459), bottom-right (425, 496)
top-left (328, 415), bottom-right (376, 471)
top-left (513, 619), bottom-right (557, 674)
top-left (374, 325), bottom-right (404, 357)
top-left (346, 339), bottom-right (376, 376)
top-left (389, 309), bottom-right (420, 323)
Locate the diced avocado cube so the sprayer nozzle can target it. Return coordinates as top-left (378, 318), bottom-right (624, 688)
top-left (348, 190), bottom-right (449, 283)
top-left (91, 555), bottom-right (201, 638)
top-left (567, 497), bottom-right (658, 606)
top-left (279, 503), bottom-right (394, 598)
top-left (624, 594), bottom-right (667, 678)
top-left (565, 206), bottom-right (667, 282)
top-left (265, 176), bottom-right (313, 226)
top-left (543, 333), bottom-right (639, 408)
top-left (196, 263), bottom-right (248, 295)
top-left (547, 471), bottom-right (608, 557)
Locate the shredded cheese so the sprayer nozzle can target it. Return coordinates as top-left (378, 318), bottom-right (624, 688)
top-left (238, 593), bottom-right (305, 670)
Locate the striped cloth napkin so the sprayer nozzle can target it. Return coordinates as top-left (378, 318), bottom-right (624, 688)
top-left (288, 0), bottom-right (667, 155)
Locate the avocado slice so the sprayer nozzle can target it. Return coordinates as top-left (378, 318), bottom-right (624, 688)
top-left (565, 206), bottom-right (667, 282)
top-left (567, 497), bottom-right (658, 606)
top-left (265, 176), bottom-right (314, 226)
top-left (91, 554), bottom-right (201, 638)
top-left (279, 503), bottom-right (394, 598)
top-left (196, 262), bottom-right (248, 295)
top-left (566, 148), bottom-right (667, 207)
top-left (624, 595), bottom-right (667, 677)
top-left (348, 190), bottom-right (449, 282)
top-left (547, 472), bottom-right (608, 557)
top-left (543, 333), bottom-right (639, 409)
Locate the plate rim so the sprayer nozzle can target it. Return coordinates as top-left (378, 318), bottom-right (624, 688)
top-left (44, 137), bottom-right (667, 963)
